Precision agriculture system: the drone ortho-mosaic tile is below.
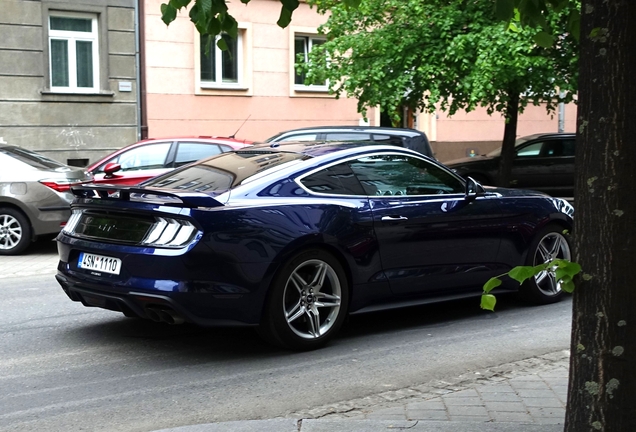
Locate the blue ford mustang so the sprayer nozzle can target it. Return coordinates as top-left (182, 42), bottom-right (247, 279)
top-left (56, 142), bottom-right (574, 350)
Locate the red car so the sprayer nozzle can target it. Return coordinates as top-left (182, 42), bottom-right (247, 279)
top-left (88, 137), bottom-right (252, 185)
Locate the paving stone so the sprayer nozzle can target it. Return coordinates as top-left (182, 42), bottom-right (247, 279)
top-left (484, 401), bottom-right (528, 412)
top-left (478, 384), bottom-right (516, 393)
top-left (406, 409), bottom-right (449, 420)
top-left (446, 405), bottom-right (489, 417)
top-left (527, 407), bottom-right (567, 418)
top-left (447, 415), bottom-right (492, 422)
top-left (444, 389), bottom-right (479, 398)
top-left (479, 392), bottom-right (523, 402)
top-left (443, 397), bottom-right (485, 406)
top-left (406, 400), bottom-right (446, 411)
top-left (515, 389), bottom-right (560, 399)
top-left (490, 411), bottom-right (534, 423)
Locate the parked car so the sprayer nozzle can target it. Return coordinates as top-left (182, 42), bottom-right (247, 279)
top-left (265, 126), bottom-right (435, 159)
top-left (56, 142), bottom-right (573, 350)
top-left (444, 133), bottom-right (576, 197)
top-left (87, 136), bottom-right (252, 185)
top-left (0, 144), bottom-right (92, 255)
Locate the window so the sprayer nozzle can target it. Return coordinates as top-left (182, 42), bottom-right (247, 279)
top-left (516, 142), bottom-right (544, 157)
top-left (173, 142), bottom-right (223, 167)
top-left (324, 133), bottom-right (371, 141)
top-left (278, 133), bottom-right (319, 142)
top-left (301, 163), bottom-right (366, 195)
top-left (48, 13), bottom-right (99, 93)
top-left (200, 33), bottom-right (243, 87)
top-left (99, 143), bottom-right (171, 172)
top-left (349, 154), bottom-right (464, 196)
top-left (294, 35), bottom-right (327, 90)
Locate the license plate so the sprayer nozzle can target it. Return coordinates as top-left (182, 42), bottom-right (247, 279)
top-left (78, 252), bottom-right (122, 275)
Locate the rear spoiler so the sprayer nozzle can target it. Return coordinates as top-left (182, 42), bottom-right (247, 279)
top-left (70, 184), bottom-right (224, 208)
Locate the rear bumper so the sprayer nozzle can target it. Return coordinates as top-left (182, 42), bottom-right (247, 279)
top-left (55, 271), bottom-right (260, 327)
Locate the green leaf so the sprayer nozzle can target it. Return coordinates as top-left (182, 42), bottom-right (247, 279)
top-left (343, 0), bottom-right (362, 7)
top-left (561, 279), bottom-right (575, 293)
top-left (567, 11), bottom-right (580, 41)
top-left (481, 294), bottom-right (497, 311)
top-left (160, 3), bottom-right (178, 25)
top-left (207, 17), bottom-right (221, 36)
top-left (533, 31), bottom-right (555, 47)
top-left (221, 14), bottom-right (238, 38)
top-left (217, 37), bottom-right (228, 51)
top-left (495, 0), bottom-right (515, 22)
top-left (169, 0), bottom-right (190, 8)
top-left (483, 277), bottom-right (502, 293)
top-left (277, 7), bottom-right (293, 28)
top-left (509, 266), bottom-right (538, 284)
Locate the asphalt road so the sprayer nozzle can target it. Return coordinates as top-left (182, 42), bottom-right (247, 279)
top-left (0, 273), bottom-right (572, 432)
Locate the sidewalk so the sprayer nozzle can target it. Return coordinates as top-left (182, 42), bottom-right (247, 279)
top-left (2, 240), bottom-right (570, 432)
top-left (158, 351), bottom-right (570, 431)
top-left (0, 238), bottom-right (59, 279)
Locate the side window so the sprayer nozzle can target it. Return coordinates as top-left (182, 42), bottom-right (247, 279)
top-left (200, 32), bottom-right (243, 87)
top-left (294, 35), bottom-right (327, 90)
top-left (108, 143), bottom-right (171, 172)
top-left (562, 139), bottom-right (575, 156)
top-left (371, 134), bottom-right (404, 147)
top-left (349, 154), bottom-right (464, 196)
top-left (300, 162), bottom-right (366, 195)
top-left (174, 142), bottom-right (222, 167)
top-left (324, 133), bottom-right (371, 141)
top-left (541, 141), bottom-right (566, 157)
top-left (516, 142), bottom-right (544, 157)
top-left (48, 13), bottom-right (99, 93)
top-left (278, 133), bottom-right (319, 142)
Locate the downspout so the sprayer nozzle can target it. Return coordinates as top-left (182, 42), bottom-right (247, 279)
top-left (134, 0), bottom-right (148, 140)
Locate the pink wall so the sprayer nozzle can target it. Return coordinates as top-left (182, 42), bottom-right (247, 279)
top-left (144, 0), bottom-right (578, 151)
top-left (144, 0), bottom-right (372, 143)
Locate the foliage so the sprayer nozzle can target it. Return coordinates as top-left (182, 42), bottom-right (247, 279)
top-left (480, 259), bottom-right (581, 311)
top-left (302, 0), bottom-right (578, 124)
top-left (495, 0), bottom-right (581, 45)
top-left (160, 0), bottom-right (302, 46)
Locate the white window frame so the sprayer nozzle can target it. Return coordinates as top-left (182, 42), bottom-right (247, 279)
top-left (199, 32), bottom-right (244, 89)
top-left (293, 34), bottom-right (328, 92)
top-left (48, 11), bottom-right (100, 94)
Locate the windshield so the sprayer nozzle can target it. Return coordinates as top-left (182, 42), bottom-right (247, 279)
top-left (485, 136), bottom-right (533, 157)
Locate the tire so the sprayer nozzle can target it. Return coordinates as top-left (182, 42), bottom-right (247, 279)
top-left (0, 207), bottom-right (32, 255)
top-left (519, 224), bottom-right (572, 304)
top-left (258, 249), bottom-right (349, 351)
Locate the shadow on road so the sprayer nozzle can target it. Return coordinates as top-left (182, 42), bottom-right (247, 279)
top-left (59, 291), bottom-right (568, 363)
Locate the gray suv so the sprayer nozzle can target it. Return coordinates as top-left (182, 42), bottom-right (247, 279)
top-left (265, 126), bottom-right (435, 159)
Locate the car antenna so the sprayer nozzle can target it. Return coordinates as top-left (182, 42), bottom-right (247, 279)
top-left (229, 114), bottom-right (251, 138)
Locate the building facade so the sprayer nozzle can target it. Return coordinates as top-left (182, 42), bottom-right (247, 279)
top-left (0, 0), bottom-right (576, 166)
top-left (142, 0), bottom-right (374, 146)
top-left (0, 0), bottom-right (139, 166)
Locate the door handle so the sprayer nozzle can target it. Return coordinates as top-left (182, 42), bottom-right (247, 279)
top-left (381, 216), bottom-right (408, 221)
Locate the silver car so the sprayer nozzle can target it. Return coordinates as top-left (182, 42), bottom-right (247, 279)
top-left (0, 143), bottom-right (92, 255)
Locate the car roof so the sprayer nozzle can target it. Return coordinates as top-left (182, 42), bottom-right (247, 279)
top-left (519, 132), bottom-right (576, 141)
top-left (270, 126), bottom-right (425, 138)
top-left (241, 140), bottom-right (427, 159)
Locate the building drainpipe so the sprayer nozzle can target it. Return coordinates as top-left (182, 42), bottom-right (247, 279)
top-left (558, 91), bottom-right (565, 133)
top-left (134, 0), bottom-right (148, 140)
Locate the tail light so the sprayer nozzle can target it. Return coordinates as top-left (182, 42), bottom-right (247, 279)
top-left (40, 180), bottom-right (89, 193)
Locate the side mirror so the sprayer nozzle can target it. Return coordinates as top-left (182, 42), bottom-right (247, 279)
top-left (103, 162), bottom-right (122, 178)
top-left (465, 176), bottom-right (481, 201)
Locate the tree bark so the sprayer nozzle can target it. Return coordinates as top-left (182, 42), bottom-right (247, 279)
top-left (565, 1), bottom-right (636, 431)
top-left (496, 91), bottom-right (519, 187)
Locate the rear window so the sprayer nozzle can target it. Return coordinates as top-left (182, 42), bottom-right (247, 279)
top-left (145, 150), bottom-right (308, 192)
top-left (0, 146), bottom-right (68, 170)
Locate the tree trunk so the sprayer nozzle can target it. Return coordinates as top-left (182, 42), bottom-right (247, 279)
top-left (565, 1), bottom-right (636, 431)
top-left (496, 91), bottom-right (519, 187)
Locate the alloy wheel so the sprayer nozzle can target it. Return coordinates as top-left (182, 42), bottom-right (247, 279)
top-left (532, 231), bottom-right (572, 297)
top-left (282, 259), bottom-right (342, 339)
top-left (0, 214), bottom-right (23, 251)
